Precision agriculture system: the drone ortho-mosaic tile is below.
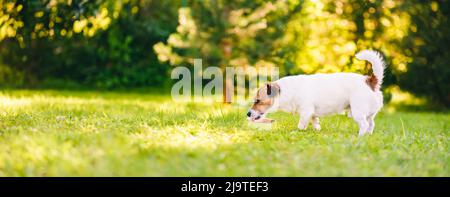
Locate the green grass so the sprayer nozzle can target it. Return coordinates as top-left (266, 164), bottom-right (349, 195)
top-left (0, 90), bottom-right (448, 176)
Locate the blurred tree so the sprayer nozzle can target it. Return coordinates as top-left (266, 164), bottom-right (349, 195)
top-left (399, 1), bottom-right (450, 107)
top-left (0, 0), bottom-right (449, 108)
top-left (0, 0), bottom-right (179, 88)
top-left (282, 0), bottom-right (411, 78)
top-left (154, 0), bottom-right (302, 102)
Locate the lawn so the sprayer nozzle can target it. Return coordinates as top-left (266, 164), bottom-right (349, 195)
top-left (0, 90), bottom-right (448, 176)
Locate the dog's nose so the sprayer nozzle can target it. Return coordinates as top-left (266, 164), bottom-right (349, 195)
top-left (247, 111), bottom-right (251, 117)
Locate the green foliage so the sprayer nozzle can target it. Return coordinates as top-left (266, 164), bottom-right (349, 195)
top-left (0, 90), bottom-right (448, 176)
top-left (0, 0), bottom-right (449, 106)
top-left (0, 0), bottom-right (179, 88)
top-left (399, 1), bottom-right (450, 107)
top-left (154, 0), bottom-right (302, 69)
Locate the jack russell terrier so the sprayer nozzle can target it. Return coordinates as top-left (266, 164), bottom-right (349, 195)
top-left (247, 50), bottom-right (385, 136)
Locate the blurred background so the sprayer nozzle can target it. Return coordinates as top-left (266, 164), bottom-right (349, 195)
top-left (0, 0), bottom-right (448, 109)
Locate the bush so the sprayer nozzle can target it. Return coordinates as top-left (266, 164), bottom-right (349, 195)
top-left (0, 0), bottom-right (179, 89)
top-left (399, 1), bottom-right (450, 107)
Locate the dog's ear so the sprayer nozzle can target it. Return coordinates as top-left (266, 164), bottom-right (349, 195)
top-left (266, 83), bottom-right (280, 97)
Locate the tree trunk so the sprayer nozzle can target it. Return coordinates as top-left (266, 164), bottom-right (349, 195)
top-left (223, 77), bottom-right (233, 104)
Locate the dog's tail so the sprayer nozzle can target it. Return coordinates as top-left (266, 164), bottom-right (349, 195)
top-left (355, 50), bottom-right (385, 90)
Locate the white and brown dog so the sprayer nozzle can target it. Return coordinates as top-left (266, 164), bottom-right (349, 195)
top-left (247, 50), bottom-right (385, 136)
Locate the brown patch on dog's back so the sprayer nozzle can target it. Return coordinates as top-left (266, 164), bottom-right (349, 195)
top-left (366, 74), bottom-right (378, 91)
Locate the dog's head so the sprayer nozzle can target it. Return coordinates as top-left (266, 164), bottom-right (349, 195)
top-left (247, 83), bottom-right (280, 120)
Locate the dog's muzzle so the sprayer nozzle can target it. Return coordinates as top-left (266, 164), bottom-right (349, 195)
top-left (247, 110), bottom-right (262, 120)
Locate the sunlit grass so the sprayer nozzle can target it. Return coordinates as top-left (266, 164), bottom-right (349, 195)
top-left (0, 90), bottom-right (448, 176)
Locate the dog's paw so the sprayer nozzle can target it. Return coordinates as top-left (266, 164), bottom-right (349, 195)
top-left (358, 131), bottom-right (367, 137)
top-left (313, 124), bottom-right (321, 131)
top-left (297, 124), bottom-right (307, 130)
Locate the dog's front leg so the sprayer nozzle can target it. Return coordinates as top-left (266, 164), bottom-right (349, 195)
top-left (298, 111), bottom-right (313, 130)
top-left (312, 116), bottom-right (321, 131)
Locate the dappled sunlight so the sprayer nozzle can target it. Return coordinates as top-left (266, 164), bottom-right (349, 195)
top-left (0, 0), bottom-right (448, 177)
top-left (0, 132), bottom-right (124, 176)
top-left (0, 90), bottom-right (258, 175)
top-left (0, 90), bottom-right (448, 176)
top-left (129, 123), bottom-right (253, 151)
top-left (0, 90), bottom-right (247, 151)
top-left (282, 0), bottom-right (413, 75)
top-left (0, 1), bottom-right (132, 41)
top-left (0, 96), bottom-right (32, 109)
top-left (389, 86), bottom-right (426, 105)
top-left (1, 0), bottom-right (448, 106)
top-left (385, 86), bottom-right (428, 113)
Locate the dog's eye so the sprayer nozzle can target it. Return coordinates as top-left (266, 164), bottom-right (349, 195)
top-left (254, 99), bottom-right (260, 104)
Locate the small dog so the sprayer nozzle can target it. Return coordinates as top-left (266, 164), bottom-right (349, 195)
top-left (247, 50), bottom-right (385, 136)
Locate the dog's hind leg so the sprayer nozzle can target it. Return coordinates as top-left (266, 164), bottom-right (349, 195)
top-left (352, 113), bottom-right (369, 137)
top-left (366, 113), bottom-right (376, 135)
top-left (350, 93), bottom-right (373, 136)
top-left (312, 116), bottom-right (321, 131)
